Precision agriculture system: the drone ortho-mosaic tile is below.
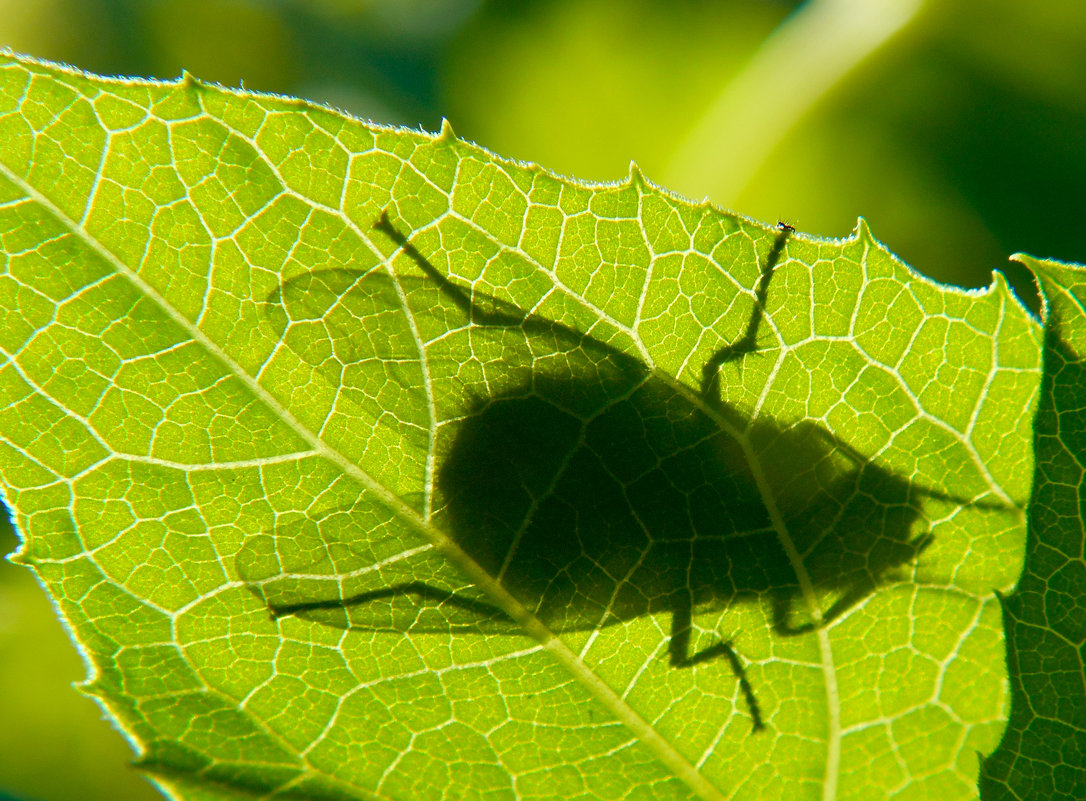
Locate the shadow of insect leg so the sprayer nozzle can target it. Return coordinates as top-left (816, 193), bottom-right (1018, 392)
top-left (669, 596), bottom-right (765, 732)
top-left (267, 581), bottom-right (510, 627)
top-left (701, 226), bottom-right (790, 403)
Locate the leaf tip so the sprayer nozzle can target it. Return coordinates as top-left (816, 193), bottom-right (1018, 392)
top-left (1007, 252), bottom-right (1086, 279)
top-left (179, 70), bottom-right (199, 89)
top-left (1009, 252), bottom-right (1040, 272)
top-left (853, 216), bottom-right (874, 243)
top-left (5, 548), bottom-right (29, 567)
top-left (988, 266), bottom-right (1014, 294)
top-left (438, 117), bottom-right (457, 143)
top-left (1008, 252), bottom-right (1086, 322)
top-left (3, 519), bottom-right (30, 566)
top-left (984, 265), bottom-right (1034, 317)
top-left (77, 679), bottom-right (106, 700)
top-left (627, 161), bottom-right (646, 188)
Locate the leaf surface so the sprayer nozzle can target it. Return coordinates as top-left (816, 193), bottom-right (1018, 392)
top-left (0, 54), bottom-right (1042, 801)
top-left (980, 257), bottom-right (1086, 800)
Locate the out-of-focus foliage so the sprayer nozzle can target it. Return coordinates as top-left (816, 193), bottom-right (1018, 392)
top-left (444, 0), bottom-right (1086, 309)
top-left (0, 2), bottom-right (1082, 800)
top-left (3, 0), bottom-right (1084, 302)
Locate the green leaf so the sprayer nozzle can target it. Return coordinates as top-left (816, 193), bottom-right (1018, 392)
top-left (980, 257), bottom-right (1086, 799)
top-left (0, 53), bottom-right (1043, 800)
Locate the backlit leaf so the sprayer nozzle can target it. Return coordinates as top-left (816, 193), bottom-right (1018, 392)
top-left (0, 54), bottom-right (1045, 801)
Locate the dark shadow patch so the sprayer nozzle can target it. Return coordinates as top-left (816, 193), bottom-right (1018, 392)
top-left (245, 215), bottom-right (956, 733)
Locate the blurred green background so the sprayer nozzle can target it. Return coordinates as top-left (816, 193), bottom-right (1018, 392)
top-left (1, 1), bottom-right (1083, 799)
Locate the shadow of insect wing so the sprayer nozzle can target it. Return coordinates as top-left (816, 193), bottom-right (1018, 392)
top-left (250, 260), bottom-right (644, 635)
top-left (244, 266), bottom-right (498, 632)
top-left (261, 267), bottom-right (432, 499)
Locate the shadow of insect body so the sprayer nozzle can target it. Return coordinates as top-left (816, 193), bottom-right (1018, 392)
top-left (252, 214), bottom-right (954, 733)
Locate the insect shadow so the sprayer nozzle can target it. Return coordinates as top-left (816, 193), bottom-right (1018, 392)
top-left (245, 214), bottom-right (966, 733)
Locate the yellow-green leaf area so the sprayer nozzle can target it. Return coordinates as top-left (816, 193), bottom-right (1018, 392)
top-left (255, 110), bottom-right (349, 208)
